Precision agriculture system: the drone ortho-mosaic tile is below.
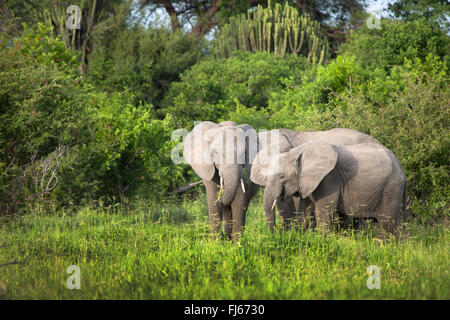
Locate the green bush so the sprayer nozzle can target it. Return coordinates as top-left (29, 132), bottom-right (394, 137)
top-left (56, 91), bottom-right (183, 205)
top-left (7, 22), bottom-right (79, 71)
top-left (339, 18), bottom-right (450, 72)
top-left (257, 50), bottom-right (449, 221)
top-left (329, 61), bottom-right (449, 221)
top-left (0, 25), bottom-right (84, 214)
top-left (161, 51), bottom-right (310, 126)
top-left (268, 54), bottom-right (372, 128)
top-left (88, 27), bottom-right (203, 108)
top-left (0, 24), bottom-right (185, 215)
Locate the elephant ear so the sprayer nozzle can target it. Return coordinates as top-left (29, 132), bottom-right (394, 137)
top-left (184, 121), bottom-right (219, 181)
top-left (250, 134), bottom-right (293, 186)
top-left (289, 142), bottom-right (338, 199)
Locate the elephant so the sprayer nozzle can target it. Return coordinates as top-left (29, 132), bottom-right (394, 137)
top-left (255, 128), bottom-right (382, 231)
top-left (251, 141), bottom-right (407, 236)
top-left (184, 121), bottom-right (260, 240)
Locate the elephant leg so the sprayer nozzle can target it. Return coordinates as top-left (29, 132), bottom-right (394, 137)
top-left (295, 196), bottom-right (314, 230)
top-left (277, 197), bottom-right (296, 231)
top-left (204, 179), bottom-right (223, 239)
top-left (230, 183), bottom-right (247, 241)
top-left (228, 181), bottom-right (258, 241)
top-left (312, 173), bottom-right (340, 231)
top-left (222, 206), bottom-right (233, 240)
top-left (314, 198), bottom-right (338, 231)
top-left (375, 180), bottom-right (404, 238)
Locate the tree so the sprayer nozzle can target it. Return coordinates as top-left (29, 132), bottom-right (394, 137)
top-left (138, 0), bottom-right (230, 37)
top-left (211, 1), bottom-right (329, 64)
top-left (0, 0), bottom-right (129, 75)
top-left (88, 25), bottom-right (203, 107)
top-left (339, 18), bottom-right (450, 72)
top-left (138, 0), bottom-right (367, 41)
top-left (388, 0), bottom-right (450, 29)
top-left (40, 0), bottom-right (130, 75)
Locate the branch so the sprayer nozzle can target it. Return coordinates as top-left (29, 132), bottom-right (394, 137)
top-left (0, 242), bottom-right (28, 268)
top-left (161, 0), bottom-right (181, 31)
top-left (0, 257), bottom-right (28, 268)
top-left (189, 0), bottom-right (223, 37)
top-left (173, 181), bottom-right (202, 194)
top-left (295, 0), bottom-right (306, 14)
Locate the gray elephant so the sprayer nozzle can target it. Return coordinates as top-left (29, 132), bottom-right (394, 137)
top-left (251, 141), bottom-right (407, 236)
top-left (184, 121), bottom-right (260, 240)
top-left (255, 128), bottom-right (382, 231)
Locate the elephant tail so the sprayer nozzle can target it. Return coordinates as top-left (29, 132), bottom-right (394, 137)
top-left (402, 181), bottom-right (408, 222)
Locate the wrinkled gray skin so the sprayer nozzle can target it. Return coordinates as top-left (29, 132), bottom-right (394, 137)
top-left (255, 128), bottom-right (382, 231)
top-left (184, 121), bottom-right (260, 240)
top-left (251, 141), bottom-right (407, 236)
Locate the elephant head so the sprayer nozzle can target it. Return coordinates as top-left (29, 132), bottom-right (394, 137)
top-left (251, 142), bottom-right (338, 231)
top-left (184, 121), bottom-right (259, 206)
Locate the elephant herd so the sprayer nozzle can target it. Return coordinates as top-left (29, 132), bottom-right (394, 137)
top-left (183, 121), bottom-right (407, 241)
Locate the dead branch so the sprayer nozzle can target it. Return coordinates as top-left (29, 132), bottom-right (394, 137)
top-left (173, 181), bottom-right (203, 194)
top-left (0, 257), bottom-right (28, 268)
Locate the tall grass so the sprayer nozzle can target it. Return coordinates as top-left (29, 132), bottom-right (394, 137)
top-left (0, 195), bottom-right (448, 299)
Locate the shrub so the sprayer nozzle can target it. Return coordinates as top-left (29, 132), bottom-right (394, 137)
top-left (0, 25), bottom-right (84, 215)
top-left (267, 54), bottom-right (380, 128)
top-left (328, 59), bottom-right (448, 221)
top-left (76, 89), bottom-right (183, 201)
top-left (262, 52), bottom-right (449, 221)
top-left (0, 24), bottom-right (186, 215)
top-left (88, 26), bottom-right (203, 107)
top-left (339, 18), bottom-right (450, 72)
top-left (161, 51), bottom-right (310, 126)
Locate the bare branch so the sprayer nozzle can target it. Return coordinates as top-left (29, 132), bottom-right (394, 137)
top-left (173, 181), bottom-right (202, 194)
top-left (189, 0), bottom-right (223, 37)
top-left (161, 0), bottom-right (181, 31)
top-left (0, 257), bottom-right (28, 268)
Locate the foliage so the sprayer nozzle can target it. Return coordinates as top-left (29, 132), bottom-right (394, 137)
top-left (161, 51), bottom-right (311, 126)
top-left (0, 24), bottom-right (184, 215)
top-left (388, 0), bottom-right (450, 28)
top-left (88, 26), bottom-right (203, 107)
top-left (211, 1), bottom-right (329, 63)
top-left (55, 88), bottom-right (183, 205)
top-left (1, 23), bottom-right (79, 71)
top-left (329, 61), bottom-right (449, 222)
top-left (265, 54), bottom-right (449, 221)
top-left (339, 18), bottom-right (450, 72)
top-left (137, 0), bottom-right (367, 39)
top-left (268, 54), bottom-right (373, 128)
top-left (0, 25), bottom-right (83, 215)
top-left (0, 3), bottom-right (448, 225)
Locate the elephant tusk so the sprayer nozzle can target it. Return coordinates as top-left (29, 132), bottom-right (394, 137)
top-left (240, 179), bottom-right (246, 194)
top-left (220, 176), bottom-right (223, 188)
top-left (271, 199), bottom-right (277, 211)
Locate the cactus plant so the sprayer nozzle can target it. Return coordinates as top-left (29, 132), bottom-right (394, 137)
top-left (211, 0), bottom-right (328, 64)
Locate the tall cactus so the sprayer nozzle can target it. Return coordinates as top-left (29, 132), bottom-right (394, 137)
top-left (211, 0), bottom-right (328, 64)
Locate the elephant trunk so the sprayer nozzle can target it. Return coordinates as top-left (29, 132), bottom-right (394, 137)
top-left (263, 186), bottom-right (278, 232)
top-left (219, 165), bottom-right (241, 206)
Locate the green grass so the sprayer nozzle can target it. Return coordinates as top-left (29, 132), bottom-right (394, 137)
top-left (0, 195), bottom-right (448, 299)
